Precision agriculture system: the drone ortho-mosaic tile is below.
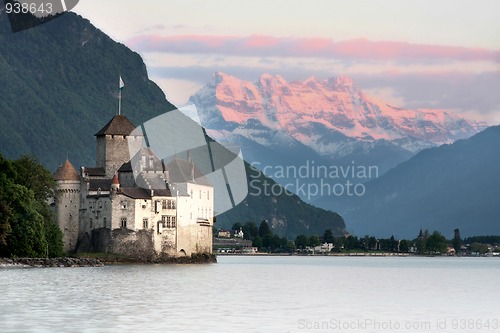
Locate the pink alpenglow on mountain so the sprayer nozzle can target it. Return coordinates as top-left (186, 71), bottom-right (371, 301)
top-left (189, 72), bottom-right (487, 156)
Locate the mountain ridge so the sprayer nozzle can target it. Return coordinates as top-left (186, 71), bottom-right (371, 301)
top-left (340, 125), bottom-right (500, 238)
top-left (190, 71), bottom-right (486, 155)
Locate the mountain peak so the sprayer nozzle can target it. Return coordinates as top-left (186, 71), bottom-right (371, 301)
top-left (191, 72), bottom-right (486, 155)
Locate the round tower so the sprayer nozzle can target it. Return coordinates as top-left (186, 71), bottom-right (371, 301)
top-left (54, 159), bottom-right (81, 253)
top-left (110, 173), bottom-right (120, 192)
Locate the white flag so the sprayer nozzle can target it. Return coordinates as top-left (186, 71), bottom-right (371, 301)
top-left (119, 76), bottom-right (124, 90)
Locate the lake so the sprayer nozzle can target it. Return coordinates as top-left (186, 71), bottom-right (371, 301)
top-left (1, 256), bottom-right (499, 333)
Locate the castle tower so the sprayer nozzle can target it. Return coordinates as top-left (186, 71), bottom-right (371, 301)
top-left (110, 173), bottom-right (120, 192)
top-left (54, 159), bottom-right (81, 253)
top-left (95, 115), bottom-right (142, 178)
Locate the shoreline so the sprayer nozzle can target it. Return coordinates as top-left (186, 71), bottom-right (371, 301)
top-left (217, 252), bottom-right (411, 257)
top-left (0, 257), bottom-right (104, 268)
top-left (0, 253), bottom-right (217, 268)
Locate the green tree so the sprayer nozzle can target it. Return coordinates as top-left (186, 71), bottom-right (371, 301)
top-left (295, 234), bottom-right (309, 249)
top-left (232, 222), bottom-right (242, 231)
top-left (389, 235), bottom-right (397, 252)
top-left (284, 241), bottom-right (296, 253)
top-left (258, 220), bottom-right (271, 238)
top-left (323, 229), bottom-right (334, 243)
top-left (426, 231), bottom-right (448, 254)
top-left (453, 228), bottom-right (462, 255)
top-left (0, 154), bottom-right (63, 257)
top-left (416, 229), bottom-right (427, 254)
top-left (252, 236), bottom-right (263, 249)
top-left (309, 235), bottom-right (321, 248)
top-left (471, 242), bottom-right (489, 255)
top-left (399, 239), bottom-right (410, 253)
top-left (12, 155), bottom-right (56, 202)
top-left (243, 221), bottom-right (259, 240)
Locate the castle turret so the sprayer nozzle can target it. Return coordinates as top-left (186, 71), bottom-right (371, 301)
top-left (95, 115), bottom-right (142, 178)
top-left (110, 173), bottom-right (120, 192)
top-left (54, 159), bottom-right (81, 253)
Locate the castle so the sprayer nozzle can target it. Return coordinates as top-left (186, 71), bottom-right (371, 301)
top-left (53, 114), bottom-right (214, 258)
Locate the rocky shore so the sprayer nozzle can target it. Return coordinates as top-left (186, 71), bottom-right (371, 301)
top-left (96, 252), bottom-right (218, 264)
top-left (0, 253), bottom-right (217, 268)
top-left (0, 257), bottom-right (104, 268)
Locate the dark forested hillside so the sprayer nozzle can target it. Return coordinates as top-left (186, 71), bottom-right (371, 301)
top-left (341, 125), bottom-right (500, 238)
top-left (0, 10), bottom-right (175, 170)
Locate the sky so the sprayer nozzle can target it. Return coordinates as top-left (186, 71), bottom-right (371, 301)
top-left (75, 0), bottom-right (500, 123)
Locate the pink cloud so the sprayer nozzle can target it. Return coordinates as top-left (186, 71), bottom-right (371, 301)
top-left (128, 34), bottom-right (500, 62)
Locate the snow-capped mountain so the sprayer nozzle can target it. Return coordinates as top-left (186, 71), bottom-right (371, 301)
top-left (188, 72), bottom-right (486, 206)
top-left (190, 72), bottom-right (485, 156)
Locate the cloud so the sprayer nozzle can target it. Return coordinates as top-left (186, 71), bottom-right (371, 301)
top-left (128, 34), bottom-right (500, 63)
top-left (148, 65), bottom-right (500, 122)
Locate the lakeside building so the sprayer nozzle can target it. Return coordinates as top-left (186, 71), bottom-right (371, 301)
top-left (53, 115), bottom-right (214, 258)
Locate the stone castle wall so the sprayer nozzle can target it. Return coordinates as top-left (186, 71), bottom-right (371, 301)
top-left (55, 180), bottom-right (81, 253)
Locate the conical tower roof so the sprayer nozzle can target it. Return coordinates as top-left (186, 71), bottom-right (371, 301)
top-left (111, 173), bottom-right (120, 185)
top-left (95, 115), bottom-right (137, 136)
top-left (54, 159), bottom-right (80, 181)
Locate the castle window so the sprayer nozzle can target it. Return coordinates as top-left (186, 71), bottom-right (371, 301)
top-left (103, 218), bottom-right (107, 228)
top-left (166, 199), bottom-right (174, 210)
top-left (171, 216), bottom-right (176, 228)
top-left (90, 218), bottom-right (93, 229)
top-left (121, 218), bottom-right (127, 228)
top-left (143, 218), bottom-right (148, 229)
top-left (120, 201), bottom-right (127, 210)
top-left (89, 202), bottom-right (94, 211)
top-left (162, 200), bottom-right (167, 210)
top-left (98, 201), bottom-right (103, 210)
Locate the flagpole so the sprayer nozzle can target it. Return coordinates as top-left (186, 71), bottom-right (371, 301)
top-left (118, 76), bottom-right (124, 115)
top-left (118, 86), bottom-right (122, 115)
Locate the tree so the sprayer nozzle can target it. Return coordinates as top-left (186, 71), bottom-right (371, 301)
top-left (284, 241), bottom-right (296, 253)
top-left (252, 236), bottom-right (263, 249)
top-left (389, 235), bottom-right (397, 252)
top-left (309, 235), bottom-right (321, 248)
top-left (426, 231), bottom-right (448, 254)
top-left (295, 234), bottom-right (309, 249)
top-left (416, 229), bottom-right (427, 254)
top-left (471, 242), bottom-right (489, 255)
top-left (0, 154), bottom-right (64, 257)
top-left (12, 155), bottom-right (55, 202)
top-left (368, 237), bottom-right (377, 250)
top-left (399, 239), bottom-right (410, 253)
top-left (323, 229), bottom-right (334, 244)
top-left (258, 220), bottom-right (271, 238)
top-left (232, 222), bottom-right (242, 231)
top-left (453, 228), bottom-right (462, 256)
top-left (243, 222), bottom-right (258, 240)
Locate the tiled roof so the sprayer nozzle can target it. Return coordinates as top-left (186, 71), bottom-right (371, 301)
top-left (111, 174), bottom-right (120, 185)
top-left (84, 167), bottom-right (106, 177)
top-left (119, 187), bottom-right (172, 199)
top-left (94, 115), bottom-right (137, 136)
top-left (54, 160), bottom-right (80, 181)
top-left (89, 179), bottom-right (112, 191)
top-left (165, 158), bottom-right (211, 186)
top-left (118, 161), bottom-right (132, 172)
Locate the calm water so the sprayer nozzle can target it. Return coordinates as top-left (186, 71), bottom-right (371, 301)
top-left (1, 256), bottom-right (499, 333)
